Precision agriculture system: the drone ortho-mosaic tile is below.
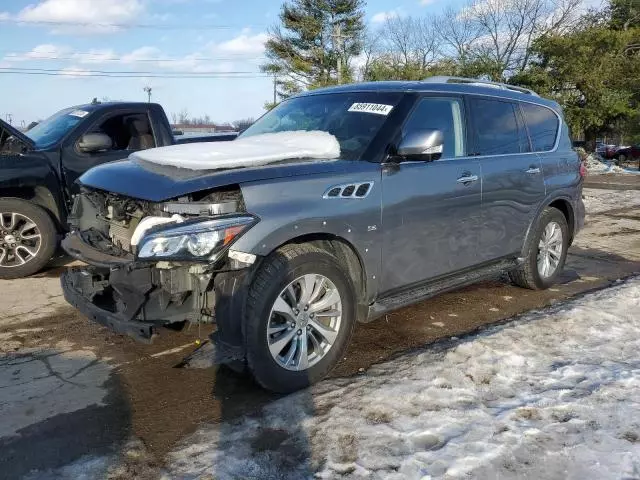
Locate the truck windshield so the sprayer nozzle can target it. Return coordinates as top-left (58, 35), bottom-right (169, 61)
top-left (240, 92), bottom-right (402, 160)
top-left (25, 107), bottom-right (88, 148)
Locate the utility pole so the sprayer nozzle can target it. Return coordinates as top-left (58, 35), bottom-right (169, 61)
top-left (144, 86), bottom-right (152, 103)
top-left (273, 75), bottom-right (277, 105)
top-left (333, 23), bottom-right (343, 84)
top-left (332, 23), bottom-right (352, 85)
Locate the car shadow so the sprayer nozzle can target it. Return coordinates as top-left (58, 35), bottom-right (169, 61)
top-left (0, 348), bottom-right (131, 479)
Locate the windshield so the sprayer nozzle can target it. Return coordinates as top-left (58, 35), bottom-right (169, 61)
top-left (241, 92), bottom-right (402, 160)
top-left (26, 107), bottom-right (89, 148)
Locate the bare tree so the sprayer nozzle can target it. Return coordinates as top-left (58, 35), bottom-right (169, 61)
top-left (355, 29), bottom-right (383, 80)
top-left (434, 5), bottom-right (484, 67)
top-left (178, 109), bottom-right (189, 125)
top-left (233, 118), bottom-right (255, 131)
top-left (362, 0), bottom-right (586, 82)
top-left (463, 0), bottom-right (584, 79)
top-left (383, 16), bottom-right (439, 71)
top-left (361, 15), bottom-right (440, 80)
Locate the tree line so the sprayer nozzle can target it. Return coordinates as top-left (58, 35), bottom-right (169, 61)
top-left (262, 0), bottom-right (640, 145)
top-left (170, 109), bottom-right (254, 131)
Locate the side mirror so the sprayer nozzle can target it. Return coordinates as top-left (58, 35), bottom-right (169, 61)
top-left (396, 129), bottom-right (444, 161)
top-left (78, 133), bottom-right (112, 153)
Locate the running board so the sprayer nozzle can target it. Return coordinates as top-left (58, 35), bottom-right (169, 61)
top-left (365, 259), bottom-right (519, 322)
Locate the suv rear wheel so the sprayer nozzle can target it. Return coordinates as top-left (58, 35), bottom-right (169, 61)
top-left (0, 199), bottom-right (57, 279)
top-left (245, 243), bottom-right (357, 393)
top-left (510, 206), bottom-right (569, 290)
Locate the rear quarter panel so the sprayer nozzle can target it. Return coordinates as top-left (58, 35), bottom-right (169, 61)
top-left (533, 120), bottom-right (584, 245)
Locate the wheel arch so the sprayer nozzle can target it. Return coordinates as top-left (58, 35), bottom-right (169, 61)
top-left (268, 233), bottom-right (368, 307)
top-left (548, 198), bottom-right (575, 243)
top-left (0, 186), bottom-right (63, 230)
top-left (521, 195), bottom-right (575, 258)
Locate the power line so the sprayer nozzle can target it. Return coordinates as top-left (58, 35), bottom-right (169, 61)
top-left (0, 19), bottom-right (266, 30)
top-left (1, 54), bottom-right (266, 63)
top-left (0, 69), bottom-right (269, 79)
top-left (0, 66), bottom-right (263, 75)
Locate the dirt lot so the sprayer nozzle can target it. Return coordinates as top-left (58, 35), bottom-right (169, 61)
top-left (1, 185), bottom-right (640, 479)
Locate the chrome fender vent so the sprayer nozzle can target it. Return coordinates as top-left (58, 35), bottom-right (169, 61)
top-left (323, 182), bottom-right (374, 199)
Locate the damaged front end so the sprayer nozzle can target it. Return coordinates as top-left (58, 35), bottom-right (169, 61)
top-left (61, 186), bottom-right (258, 355)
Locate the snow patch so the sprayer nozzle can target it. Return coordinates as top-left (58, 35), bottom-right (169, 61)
top-left (585, 153), bottom-right (640, 175)
top-left (131, 131), bottom-right (341, 170)
top-left (166, 278), bottom-right (640, 479)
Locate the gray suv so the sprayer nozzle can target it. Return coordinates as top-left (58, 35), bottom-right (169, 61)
top-left (61, 77), bottom-right (585, 392)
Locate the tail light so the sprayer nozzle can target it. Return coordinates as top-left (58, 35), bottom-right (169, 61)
top-left (579, 161), bottom-right (587, 178)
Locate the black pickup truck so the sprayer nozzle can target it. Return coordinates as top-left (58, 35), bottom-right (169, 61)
top-left (0, 102), bottom-right (236, 278)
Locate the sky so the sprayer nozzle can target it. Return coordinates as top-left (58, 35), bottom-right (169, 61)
top-left (0, 0), bottom-right (605, 127)
top-left (0, 0), bottom-right (459, 127)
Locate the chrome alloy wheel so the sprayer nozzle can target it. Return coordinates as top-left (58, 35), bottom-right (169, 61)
top-left (267, 274), bottom-right (343, 371)
top-left (0, 212), bottom-right (42, 268)
top-left (537, 221), bottom-right (563, 278)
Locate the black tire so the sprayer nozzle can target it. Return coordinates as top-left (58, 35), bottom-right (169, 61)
top-left (0, 198), bottom-right (57, 279)
top-left (244, 243), bottom-right (357, 393)
top-left (509, 207), bottom-right (569, 290)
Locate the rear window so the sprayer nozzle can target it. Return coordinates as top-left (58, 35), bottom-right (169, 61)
top-left (469, 98), bottom-right (528, 155)
top-left (521, 103), bottom-right (559, 152)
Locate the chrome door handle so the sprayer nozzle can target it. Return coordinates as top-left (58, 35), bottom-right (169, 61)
top-left (457, 175), bottom-right (478, 184)
top-left (526, 167), bottom-right (541, 174)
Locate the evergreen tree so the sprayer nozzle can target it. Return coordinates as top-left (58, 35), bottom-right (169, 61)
top-left (261, 0), bottom-right (365, 106)
top-left (512, 1), bottom-right (640, 144)
top-left (610, 0), bottom-right (640, 30)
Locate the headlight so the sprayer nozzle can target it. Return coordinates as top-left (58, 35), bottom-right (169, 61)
top-left (137, 216), bottom-right (256, 261)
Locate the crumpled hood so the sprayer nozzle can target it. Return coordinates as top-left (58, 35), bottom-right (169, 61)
top-left (130, 130), bottom-right (340, 170)
top-left (78, 156), bottom-right (364, 202)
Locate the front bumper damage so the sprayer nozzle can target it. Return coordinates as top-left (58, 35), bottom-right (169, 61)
top-left (62, 267), bottom-right (159, 342)
top-left (60, 241), bottom-right (255, 362)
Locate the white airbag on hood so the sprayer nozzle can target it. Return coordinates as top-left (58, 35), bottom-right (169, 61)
top-left (130, 130), bottom-right (341, 171)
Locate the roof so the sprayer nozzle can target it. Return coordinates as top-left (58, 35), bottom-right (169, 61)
top-left (68, 101), bottom-right (160, 113)
top-left (299, 78), bottom-right (561, 111)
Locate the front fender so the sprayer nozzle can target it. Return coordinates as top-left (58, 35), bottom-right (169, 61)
top-left (233, 166), bottom-right (383, 302)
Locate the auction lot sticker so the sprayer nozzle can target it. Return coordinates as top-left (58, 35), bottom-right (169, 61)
top-left (348, 103), bottom-right (394, 115)
top-left (69, 110), bottom-right (89, 118)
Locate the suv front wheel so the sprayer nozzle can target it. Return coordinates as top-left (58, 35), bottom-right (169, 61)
top-left (245, 243), bottom-right (357, 393)
top-left (510, 206), bottom-right (569, 290)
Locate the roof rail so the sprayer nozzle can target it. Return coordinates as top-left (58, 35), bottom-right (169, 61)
top-left (422, 76), bottom-right (539, 97)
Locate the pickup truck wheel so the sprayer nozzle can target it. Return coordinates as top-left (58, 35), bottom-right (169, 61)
top-left (245, 244), bottom-right (356, 393)
top-left (0, 199), bottom-right (57, 279)
top-left (509, 207), bottom-right (569, 290)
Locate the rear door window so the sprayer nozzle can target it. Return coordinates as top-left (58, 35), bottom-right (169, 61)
top-left (521, 103), bottom-right (559, 152)
top-left (469, 98), bottom-right (528, 156)
top-left (402, 96), bottom-right (466, 159)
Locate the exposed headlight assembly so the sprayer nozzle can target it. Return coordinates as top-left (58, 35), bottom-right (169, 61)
top-left (137, 215), bottom-right (256, 261)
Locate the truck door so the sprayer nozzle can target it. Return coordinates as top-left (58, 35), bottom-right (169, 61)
top-left (60, 109), bottom-right (157, 195)
top-left (380, 95), bottom-right (482, 293)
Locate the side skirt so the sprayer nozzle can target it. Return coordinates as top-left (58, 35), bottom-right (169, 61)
top-left (364, 258), bottom-right (520, 323)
